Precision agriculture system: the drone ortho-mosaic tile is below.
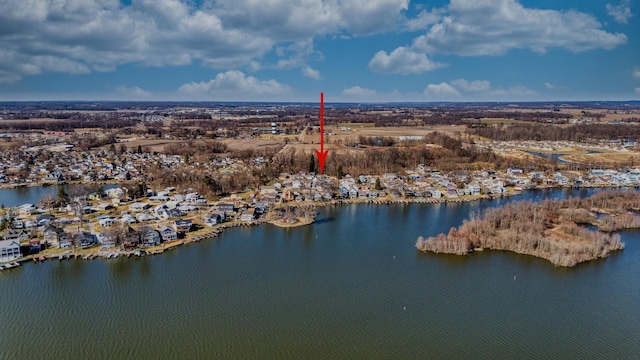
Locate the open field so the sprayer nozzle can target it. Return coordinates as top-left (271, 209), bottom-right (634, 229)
top-left (562, 150), bottom-right (640, 166)
top-left (221, 138), bottom-right (286, 151)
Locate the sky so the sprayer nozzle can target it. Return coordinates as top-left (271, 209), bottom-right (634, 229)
top-left (0, 0), bottom-right (639, 102)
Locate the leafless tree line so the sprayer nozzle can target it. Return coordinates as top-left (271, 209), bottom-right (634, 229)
top-left (417, 191), bottom-right (639, 267)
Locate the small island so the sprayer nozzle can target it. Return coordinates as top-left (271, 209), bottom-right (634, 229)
top-left (416, 191), bottom-right (640, 267)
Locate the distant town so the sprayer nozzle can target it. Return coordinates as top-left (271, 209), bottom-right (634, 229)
top-left (2, 101), bottom-right (640, 266)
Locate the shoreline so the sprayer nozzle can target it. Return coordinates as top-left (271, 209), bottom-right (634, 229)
top-left (3, 186), bottom-right (637, 268)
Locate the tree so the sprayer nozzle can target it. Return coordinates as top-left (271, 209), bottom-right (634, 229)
top-left (57, 186), bottom-right (69, 206)
top-left (136, 145), bottom-right (143, 154)
top-left (374, 177), bottom-right (382, 190)
top-left (336, 165), bottom-right (344, 179)
top-left (309, 154), bottom-right (316, 173)
top-left (39, 194), bottom-right (57, 214)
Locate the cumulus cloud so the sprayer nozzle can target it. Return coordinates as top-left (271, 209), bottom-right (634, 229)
top-left (413, 0), bottom-right (627, 56)
top-left (177, 70), bottom-right (289, 100)
top-left (302, 66), bottom-right (321, 80)
top-left (451, 79), bottom-right (491, 92)
top-left (404, 9), bottom-right (443, 31)
top-left (117, 86), bottom-right (153, 100)
top-left (634, 68), bottom-right (640, 80)
top-left (423, 79), bottom-right (537, 101)
top-left (342, 86), bottom-right (377, 98)
top-left (369, 0), bottom-right (626, 75)
top-left (607, 1), bottom-right (633, 24)
top-left (0, 0), bottom-right (412, 82)
top-left (369, 47), bottom-right (444, 74)
top-left (424, 82), bottom-right (460, 98)
top-left (215, 0), bottom-right (410, 37)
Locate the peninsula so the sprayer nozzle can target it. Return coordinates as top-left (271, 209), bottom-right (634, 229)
top-left (416, 190), bottom-right (640, 267)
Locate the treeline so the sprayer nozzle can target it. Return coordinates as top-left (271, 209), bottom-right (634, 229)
top-left (163, 140), bottom-right (229, 157)
top-left (416, 191), bottom-right (640, 267)
top-left (467, 123), bottom-right (640, 142)
top-left (0, 116), bottom-right (139, 131)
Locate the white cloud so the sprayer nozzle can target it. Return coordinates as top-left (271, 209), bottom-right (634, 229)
top-left (369, 47), bottom-right (444, 74)
top-left (342, 86), bottom-right (377, 98)
top-left (411, 0), bottom-right (627, 56)
top-left (0, 0), bottom-right (413, 83)
top-left (215, 0), bottom-right (410, 37)
top-left (302, 66), bottom-right (321, 80)
top-left (117, 86), bottom-right (153, 100)
top-left (404, 9), bottom-right (442, 31)
top-left (451, 79), bottom-right (491, 92)
top-left (177, 70), bottom-right (289, 100)
top-left (634, 68), bottom-right (640, 80)
top-left (544, 82), bottom-right (557, 89)
top-left (607, 1), bottom-right (633, 24)
top-left (424, 82), bottom-right (460, 98)
top-left (635, 88), bottom-right (640, 96)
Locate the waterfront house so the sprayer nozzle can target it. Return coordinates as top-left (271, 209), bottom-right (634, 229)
top-left (96, 231), bottom-right (117, 248)
top-left (29, 239), bottom-right (42, 252)
top-left (122, 227), bottom-right (140, 249)
top-left (172, 219), bottom-right (192, 233)
top-left (158, 225), bottom-right (177, 242)
top-left (77, 232), bottom-right (95, 247)
top-left (43, 225), bottom-right (69, 248)
top-left (139, 226), bottom-right (160, 247)
top-left (204, 216), bottom-right (220, 226)
top-left (240, 208), bottom-right (256, 222)
top-left (0, 239), bottom-right (21, 262)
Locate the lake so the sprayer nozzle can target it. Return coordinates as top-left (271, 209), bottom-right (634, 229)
top-left (0, 183), bottom-right (118, 208)
top-left (1, 189), bottom-right (639, 359)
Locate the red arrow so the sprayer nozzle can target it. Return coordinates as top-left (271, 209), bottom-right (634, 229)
top-left (314, 92), bottom-right (328, 174)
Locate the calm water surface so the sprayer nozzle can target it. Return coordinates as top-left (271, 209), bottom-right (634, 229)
top-left (0, 183), bottom-right (118, 208)
top-left (1, 189), bottom-right (639, 359)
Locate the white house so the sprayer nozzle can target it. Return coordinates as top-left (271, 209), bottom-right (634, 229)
top-left (0, 239), bottom-right (21, 262)
top-left (158, 225), bottom-right (177, 242)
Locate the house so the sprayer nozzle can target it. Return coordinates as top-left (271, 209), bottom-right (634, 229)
top-left (128, 202), bottom-right (150, 212)
top-left (139, 226), bottom-right (160, 247)
top-left (158, 225), bottom-right (177, 242)
top-left (106, 187), bottom-right (125, 199)
top-left (135, 212), bottom-right (158, 222)
top-left (98, 217), bottom-right (115, 227)
top-left (216, 203), bottom-right (235, 213)
top-left (3, 229), bottom-right (29, 242)
top-left (210, 210), bottom-right (226, 222)
top-left (240, 208), bottom-right (256, 222)
top-left (122, 227), bottom-right (140, 249)
top-left (204, 217), bottom-right (219, 226)
top-left (172, 219), bottom-right (192, 233)
top-left (28, 239), bottom-right (42, 252)
top-left (96, 232), bottom-right (117, 248)
top-left (43, 225), bottom-right (69, 248)
top-left (19, 203), bottom-right (36, 216)
top-left (0, 239), bottom-right (21, 262)
top-left (76, 232), bottom-right (95, 247)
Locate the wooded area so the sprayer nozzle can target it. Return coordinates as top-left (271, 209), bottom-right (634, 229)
top-left (416, 191), bottom-right (640, 267)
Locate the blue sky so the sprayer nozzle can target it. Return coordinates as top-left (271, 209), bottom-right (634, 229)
top-left (0, 0), bottom-right (638, 102)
